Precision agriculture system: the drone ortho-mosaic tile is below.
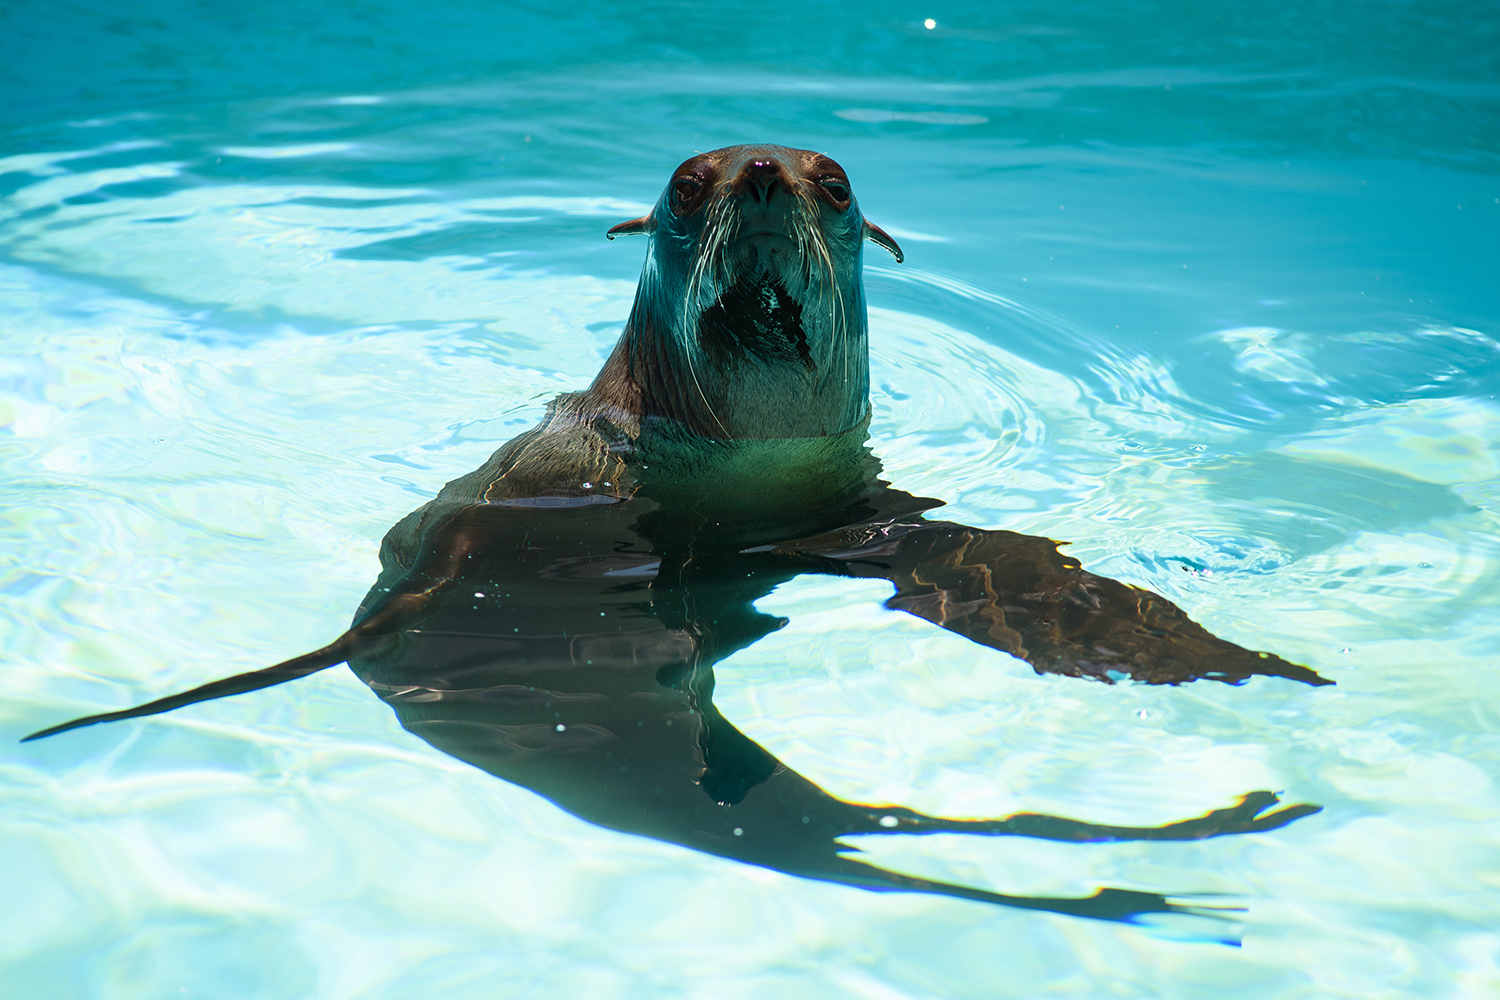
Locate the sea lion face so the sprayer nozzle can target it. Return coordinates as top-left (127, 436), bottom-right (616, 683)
top-left (607, 145), bottom-right (902, 440)
top-left (656, 146), bottom-right (862, 369)
top-left (664, 146), bottom-right (860, 292)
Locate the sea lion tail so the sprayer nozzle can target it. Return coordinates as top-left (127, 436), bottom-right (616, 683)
top-left (20, 632), bottom-right (377, 743)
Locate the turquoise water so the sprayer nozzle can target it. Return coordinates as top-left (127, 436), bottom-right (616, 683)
top-left (4, 1), bottom-right (1499, 996)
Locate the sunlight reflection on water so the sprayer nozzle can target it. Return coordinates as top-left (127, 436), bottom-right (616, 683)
top-left (3, 5), bottom-right (1499, 995)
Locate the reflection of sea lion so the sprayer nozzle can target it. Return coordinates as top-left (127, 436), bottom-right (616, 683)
top-left (27, 146), bottom-right (1325, 933)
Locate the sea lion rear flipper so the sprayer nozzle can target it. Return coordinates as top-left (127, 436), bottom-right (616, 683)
top-left (20, 635), bottom-right (366, 742)
top-left (22, 503), bottom-right (496, 742)
top-left (811, 853), bottom-right (1242, 936)
top-left (855, 789), bottom-right (1321, 843)
top-left (21, 572), bottom-right (448, 742)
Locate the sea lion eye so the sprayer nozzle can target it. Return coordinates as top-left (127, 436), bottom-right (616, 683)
top-left (819, 178), bottom-right (851, 203)
top-left (672, 176), bottom-right (704, 211)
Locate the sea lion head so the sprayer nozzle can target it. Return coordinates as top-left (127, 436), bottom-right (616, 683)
top-left (600, 145), bottom-right (903, 441)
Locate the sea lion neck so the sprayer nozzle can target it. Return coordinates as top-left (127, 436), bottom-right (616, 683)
top-left (588, 144), bottom-right (878, 441)
top-left (696, 274), bottom-right (813, 371)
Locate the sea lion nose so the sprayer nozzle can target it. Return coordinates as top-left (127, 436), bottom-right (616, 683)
top-left (740, 159), bottom-right (783, 204)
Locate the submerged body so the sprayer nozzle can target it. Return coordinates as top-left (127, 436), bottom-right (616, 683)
top-left (27, 146), bottom-right (1326, 930)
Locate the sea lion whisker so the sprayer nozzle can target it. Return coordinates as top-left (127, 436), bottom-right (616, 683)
top-left (684, 337), bottom-right (728, 436)
top-left (791, 189), bottom-right (849, 386)
top-left (685, 202), bottom-right (735, 436)
top-left (683, 202), bottom-right (715, 321)
top-left (686, 195), bottom-right (736, 340)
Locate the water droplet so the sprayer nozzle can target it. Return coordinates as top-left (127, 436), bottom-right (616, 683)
top-left (923, 18), bottom-right (936, 29)
top-left (879, 815), bottom-right (899, 828)
top-left (733, 827), bottom-right (744, 836)
top-left (555, 724), bottom-right (565, 732)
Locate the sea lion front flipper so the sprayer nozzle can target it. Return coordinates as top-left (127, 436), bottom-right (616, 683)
top-left (777, 520), bottom-right (1331, 687)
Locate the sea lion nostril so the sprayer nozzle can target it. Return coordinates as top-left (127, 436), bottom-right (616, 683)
top-left (741, 160), bottom-right (783, 204)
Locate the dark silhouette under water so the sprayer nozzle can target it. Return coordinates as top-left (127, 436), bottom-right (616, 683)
top-left (25, 145), bottom-right (1327, 935)
top-left (25, 440), bottom-right (1325, 930)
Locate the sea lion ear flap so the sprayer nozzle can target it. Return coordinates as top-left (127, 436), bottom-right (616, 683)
top-left (863, 220), bottom-right (904, 263)
top-left (606, 215), bottom-right (655, 240)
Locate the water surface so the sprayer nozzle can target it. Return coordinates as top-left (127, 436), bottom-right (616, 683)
top-left (3, 2), bottom-right (1499, 997)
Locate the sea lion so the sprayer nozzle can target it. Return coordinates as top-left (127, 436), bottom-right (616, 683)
top-left (25, 145), bottom-right (1326, 932)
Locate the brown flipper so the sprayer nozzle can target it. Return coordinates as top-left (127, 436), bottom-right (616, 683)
top-left (779, 518), bottom-right (1332, 686)
top-left (20, 636), bottom-right (371, 742)
top-left (19, 503), bottom-right (494, 742)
